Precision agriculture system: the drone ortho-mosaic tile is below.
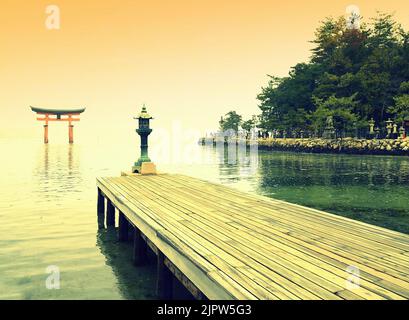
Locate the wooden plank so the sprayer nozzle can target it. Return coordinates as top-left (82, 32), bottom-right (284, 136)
top-left (150, 175), bottom-right (409, 276)
top-left (96, 177), bottom-right (234, 300)
top-left (134, 175), bottom-right (408, 278)
top-left (171, 174), bottom-right (409, 247)
top-left (112, 178), bottom-right (295, 299)
top-left (96, 174), bottom-right (409, 300)
top-left (168, 174), bottom-right (409, 243)
top-left (118, 175), bottom-right (409, 299)
top-left (116, 177), bottom-right (335, 299)
top-left (164, 258), bottom-right (207, 300)
top-left (164, 175), bottom-right (409, 253)
top-left (114, 177), bottom-right (344, 299)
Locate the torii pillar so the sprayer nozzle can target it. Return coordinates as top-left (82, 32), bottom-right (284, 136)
top-left (68, 116), bottom-right (74, 144)
top-left (44, 115), bottom-right (49, 144)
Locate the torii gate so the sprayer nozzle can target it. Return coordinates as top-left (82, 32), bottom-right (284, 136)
top-left (30, 106), bottom-right (86, 144)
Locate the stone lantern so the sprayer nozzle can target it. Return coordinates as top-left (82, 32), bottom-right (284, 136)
top-left (386, 118), bottom-right (393, 138)
top-left (132, 105), bottom-right (156, 174)
top-left (393, 123), bottom-right (398, 138)
top-left (374, 127), bottom-right (380, 139)
top-left (405, 118), bottom-right (409, 139)
top-left (323, 116), bottom-right (335, 139)
top-left (399, 126), bottom-right (406, 139)
top-left (368, 118), bottom-right (375, 137)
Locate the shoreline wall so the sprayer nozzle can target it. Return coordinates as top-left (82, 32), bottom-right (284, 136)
top-left (200, 137), bottom-right (409, 156)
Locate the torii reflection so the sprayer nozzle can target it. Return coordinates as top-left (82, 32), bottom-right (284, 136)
top-left (33, 144), bottom-right (83, 203)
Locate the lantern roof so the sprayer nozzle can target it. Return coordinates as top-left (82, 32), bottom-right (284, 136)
top-left (135, 105), bottom-right (153, 119)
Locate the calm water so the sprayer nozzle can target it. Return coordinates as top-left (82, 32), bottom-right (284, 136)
top-left (1, 138), bottom-right (408, 299)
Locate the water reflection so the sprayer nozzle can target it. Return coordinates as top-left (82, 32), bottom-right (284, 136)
top-left (256, 152), bottom-right (409, 187)
top-left (96, 228), bottom-right (157, 300)
top-left (216, 147), bottom-right (409, 234)
top-left (33, 144), bottom-right (84, 202)
top-left (216, 145), bottom-right (259, 185)
top-left (96, 228), bottom-right (195, 300)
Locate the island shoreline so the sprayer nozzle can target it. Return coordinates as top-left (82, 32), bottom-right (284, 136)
top-left (200, 137), bottom-right (409, 156)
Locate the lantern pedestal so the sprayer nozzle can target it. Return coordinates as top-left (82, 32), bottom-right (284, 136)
top-left (132, 162), bottom-right (157, 175)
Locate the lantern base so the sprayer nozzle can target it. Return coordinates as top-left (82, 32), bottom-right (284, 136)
top-left (132, 162), bottom-right (157, 175)
top-left (134, 155), bottom-right (152, 168)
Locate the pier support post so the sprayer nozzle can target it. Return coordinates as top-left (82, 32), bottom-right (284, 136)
top-left (133, 227), bottom-right (147, 266)
top-left (97, 188), bottom-right (105, 229)
top-left (156, 251), bottom-right (173, 299)
top-left (106, 199), bottom-right (115, 227)
top-left (118, 212), bottom-right (129, 241)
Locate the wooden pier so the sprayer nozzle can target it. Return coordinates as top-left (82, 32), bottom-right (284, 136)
top-left (96, 173), bottom-right (409, 300)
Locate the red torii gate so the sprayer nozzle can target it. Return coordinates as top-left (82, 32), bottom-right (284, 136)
top-left (30, 106), bottom-right (86, 144)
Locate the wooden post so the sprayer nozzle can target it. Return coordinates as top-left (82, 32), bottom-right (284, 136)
top-left (157, 251), bottom-right (173, 299)
top-left (106, 199), bottom-right (115, 227)
top-left (97, 188), bottom-right (105, 229)
top-left (133, 227), bottom-right (147, 266)
top-left (118, 212), bottom-right (129, 241)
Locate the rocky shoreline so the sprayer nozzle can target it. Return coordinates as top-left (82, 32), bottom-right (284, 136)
top-left (200, 137), bottom-right (409, 156)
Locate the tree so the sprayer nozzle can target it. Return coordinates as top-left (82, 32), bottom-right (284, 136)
top-left (219, 111), bottom-right (242, 133)
top-left (310, 17), bottom-right (346, 64)
top-left (241, 119), bottom-right (255, 138)
top-left (388, 81), bottom-right (409, 123)
top-left (312, 95), bottom-right (358, 136)
top-left (218, 12), bottom-right (409, 138)
top-left (257, 64), bottom-right (321, 133)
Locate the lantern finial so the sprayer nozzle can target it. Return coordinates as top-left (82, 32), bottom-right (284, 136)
top-left (135, 104), bottom-right (153, 120)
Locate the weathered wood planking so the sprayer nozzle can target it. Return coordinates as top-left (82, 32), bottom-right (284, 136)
top-left (96, 173), bottom-right (409, 300)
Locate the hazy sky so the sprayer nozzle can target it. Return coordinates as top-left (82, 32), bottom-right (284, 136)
top-left (1, 0), bottom-right (409, 141)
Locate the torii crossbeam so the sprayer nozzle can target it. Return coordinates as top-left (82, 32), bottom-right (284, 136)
top-left (30, 106), bottom-right (86, 144)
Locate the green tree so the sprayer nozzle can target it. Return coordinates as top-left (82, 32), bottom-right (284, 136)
top-left (219, 111), bottom-right (242, 133)
top-left (388, 81), bottom-right (409, 123)
top-left (219, 12), bottom-right (409, 138)
top-left (312, 95), bottom-right (358, 136)
top-left (241, 118), bottom-right (255, 136)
